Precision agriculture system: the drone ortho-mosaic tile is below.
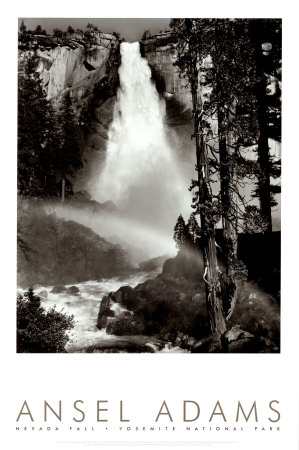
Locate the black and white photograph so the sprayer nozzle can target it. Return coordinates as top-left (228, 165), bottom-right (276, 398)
top-left (16, 17), bottom-right (281, 354)
top-left (2, 1), bottom-right (299, 449)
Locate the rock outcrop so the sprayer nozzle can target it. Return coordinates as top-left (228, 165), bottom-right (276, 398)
top-left (97, 295), bottom-right (115, 329)
top-left (95, 244), bottom-right (280, 352)
top-left (140, 33), bottom-right (192, 109)
top-left (19, 33), bottom-right (119, 102)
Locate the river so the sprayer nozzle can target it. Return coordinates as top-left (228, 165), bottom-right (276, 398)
top-left (18, 270), bottom-right (187, 353)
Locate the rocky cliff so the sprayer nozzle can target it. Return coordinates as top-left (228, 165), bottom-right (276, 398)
top-left (140, 33), bottom-right (191, 107)
top-left (140, 32), bottom-right (193, 130)
top-left (18, 33), bottom-right (119, 102)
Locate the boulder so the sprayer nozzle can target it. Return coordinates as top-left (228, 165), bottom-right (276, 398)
top-left (38, 290), bottom-right (48, 299)
top-left (228, 336), bottom-right (279, 353)
top-left (223, 325), bottom-right (254, 343)
top-left (97, 295), bottom-right (115, 329)
top-left (114, 286), bottom-right (137, 310)
top-left (51, 285), bottom-right (67, 294)
top-left (191, 334), bottom-right (222, 353)
top-left (174, 332), bottom-right (197, 350)
top-left (106, 315), bottom-right (144, 336)
top-left (85, 341), bottom-right (155, 353)
top-left (67, 286), bottom-right (80, 295)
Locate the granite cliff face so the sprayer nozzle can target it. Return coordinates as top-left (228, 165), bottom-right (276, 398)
top-left (18, 33), bottom-right (119, 102)
top-left (140, 33), bottom-right (192, 123)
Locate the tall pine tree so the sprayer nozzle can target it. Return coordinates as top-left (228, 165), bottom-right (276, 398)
top-left (18, 57), bottom-right (57, 196)
top-left (57, 91), bottom-right (83, 200)
top-left (248, 19), bottom-right (281, 233)
top-left (173, 214), bottom-right (188, 249)
top-left (171, 19), bottom-right (227, 336)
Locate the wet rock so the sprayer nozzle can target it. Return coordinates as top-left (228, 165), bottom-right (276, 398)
top-left (51, 285), bottom-right (67, 294)
top-left (106, 315), bottom-right (144, 336)
top-left (97, 295), bottom-right (115, 329)
top-left (114, 286), bottom-right (135, 308)
top-left (86, 342), bottom-right (155, 353)
top-left (174, 332), bottom-right (197, 350)
top-left (183, 336), bottom-right (197, 348)
top-left (67, 286), bottom-right (80, 295)
top-left (174, 331), bottom-right (184, 346)
top-left (191, 333), bottom-right (222, 353)
top-left (38, 290), bottom-right (48, 299)
top-left (228, 336), bottom-right (279, 353)
top-left (223, 325), bottom-right (254, 343)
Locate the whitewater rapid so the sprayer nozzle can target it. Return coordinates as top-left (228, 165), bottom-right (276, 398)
top-left (17, 272), bottom-right (187, 353)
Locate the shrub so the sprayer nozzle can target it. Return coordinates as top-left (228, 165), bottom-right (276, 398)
top-left (17, 288), bottom-right (74, 353)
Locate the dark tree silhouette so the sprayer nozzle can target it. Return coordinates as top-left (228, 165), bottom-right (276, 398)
top-left (171, 19), bottom-right (227, 335)
top-left (67, 25), bottom-right (75, 34)
top-left (248, 19), bottom-right (281, 233)
top-left (57, 91), bottom-right (83, 200)
top-left (187, 213), bottom-right (200, 243)
top-left (19, 19), bottom-right (26, 34)
top-left (173, 214), bottom-right (189, 249)
top-left (17, 289), bottom-right (74, 353)
top-left (18, 58), bottom-right (58, 196)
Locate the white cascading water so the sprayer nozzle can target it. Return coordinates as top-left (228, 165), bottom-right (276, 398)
top-left (94, 42), bottom-right (190, 246)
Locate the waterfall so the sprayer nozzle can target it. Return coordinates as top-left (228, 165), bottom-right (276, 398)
top-left (91, 42), bottom-right (191, 259)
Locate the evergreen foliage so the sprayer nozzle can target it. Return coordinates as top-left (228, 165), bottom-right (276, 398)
top-left (173, 214), bottom-right (188, 249)
top-left (187, 213), bottom-right (200, 243)
top-left (34, 25), bottom-right (46, 35)
top-left (169, 19), bottom-right (281, 332)
top-left (18, 58), bottom-right (57, 196)
top-left (170, 18), bottom-right (281, 233)
top-left (18, 58), bottom-right (83, 198)
top-left (57, 91), bottom-right (83, 180)
top-left (19, 20), bottom-right (26, 34)
top-left (17, 289), bottom-right (74, 352)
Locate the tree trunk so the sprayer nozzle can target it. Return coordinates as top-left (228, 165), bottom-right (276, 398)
top-left (192, 75), bottom-right (227, 336)
top-left (257, 79), bottom-right (272, 233)
top-left (61, 178), bottom-right (65, 203)
top-left (218, 101), bottom-right (238, 318)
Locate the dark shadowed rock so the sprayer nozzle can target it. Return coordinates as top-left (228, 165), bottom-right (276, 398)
top-left (191, 334), bottom-right (222, 353)
top-left (85, 341), bottom-right (155, 353)
top-left (174, 332), bottom-right (197, 350)
top-left (97, 294), bottom-right (115, 329)
top-left (114, 286), bottom-right (136, 309)
top-left (223, 325), bottom-right (254, 343)
top-left (228, 336), bottom-right (279, 353)
top-left (95, 262), bottom-right (207, 340)
top-left (67, 286), bottom-right (80, 295)
top-left (106, 314), bottom-right (144, 336)
top-left (162, 247), bottom-right (204, 281)
top-left (51, 285), bottom-right (67, 294)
